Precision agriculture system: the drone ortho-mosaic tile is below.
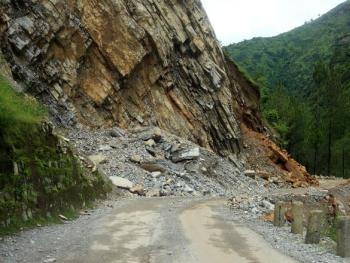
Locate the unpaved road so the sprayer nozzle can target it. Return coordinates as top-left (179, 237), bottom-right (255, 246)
top-left (0, 198), bottom-right (298, 263)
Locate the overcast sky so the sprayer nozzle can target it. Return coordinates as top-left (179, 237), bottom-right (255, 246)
top-left (201, 0), bottom-right (345, 45)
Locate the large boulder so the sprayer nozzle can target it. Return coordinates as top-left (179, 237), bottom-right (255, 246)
top-left (109, 176), bottom-right (133, 190)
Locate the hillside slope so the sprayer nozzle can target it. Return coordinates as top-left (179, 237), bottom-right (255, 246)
top-left (0, 0), bottom-right (264, 156)
top-left (0, 0), bottom-right (319, 236)
top-left (225, 0), bottom-right (350, 94)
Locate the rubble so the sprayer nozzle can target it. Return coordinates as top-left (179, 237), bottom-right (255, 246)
top-left (242, 125), bottom-right (319, 188)
top-left (67, 126), bottom-right (273, 198)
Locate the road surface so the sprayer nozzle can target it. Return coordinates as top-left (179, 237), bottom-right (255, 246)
top-left (0, 198), bottom-right (299, 263)
top-left (58, 198), bottom-right (298, 263)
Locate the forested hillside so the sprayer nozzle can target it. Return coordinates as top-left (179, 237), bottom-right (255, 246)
top-left (225, 0), bottom-right (350, 95)
top-left (225, 1), bottom-right (350, 177)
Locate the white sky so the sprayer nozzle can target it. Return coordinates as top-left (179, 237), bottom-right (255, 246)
top-left (201, 0), bottom-right (345, 45)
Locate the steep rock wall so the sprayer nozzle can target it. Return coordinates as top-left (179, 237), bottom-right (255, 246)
top-left (0, 0), bottom-right (261, 156)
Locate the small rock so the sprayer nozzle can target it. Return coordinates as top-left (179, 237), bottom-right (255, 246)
top-left (141, 127), bottom-right (162, 142)
top-left (165, 178), bottom-right (173, 185)
top-left (146, 189), bottom-right (160, 197)
top-left (58, 214), bottom-right (68, 221)
top-left (201, 167), bottom-right (208, 173)
top-left (43, 258), bottom-right (56, 263)
top-left (152, 127), bottom-right (162, 142)
top-left (141, 161), bottom-right (166, 172)
top-left (130, 155), bottom-right (142, 163)
top-left (160, 189), bottom-right (169, 196)
top-left (244, 170), bottom-right (256, 178)
top-left (184, 161), bottom-right (199, 173)
top-left (88, 154), bottom-right (107, 166)
top-left (262, 200), bottom-right (275, 211)
top-left (170, 144), bottom-right (181, 153)
top-left (109, 128), bottom-right (125, 137)
top-left (256, 171), bottom-right (270, 180)
top-left (136, 115), bottom-right (144, 124)
top-left (183, 184), bottom-right (194, 193)
top-left (99, 145), bottom-right (113, 151)
top-left (171, 147), bottom-right (200, 163)
top-left (203, 189), bottom-right (211, 196)
top-left (251, 207), bottom-right (260, 214)
top-left (146, 146), bottom-right (160, 157)
top-left (151, 171), bottom-right (162, 178)
top-left (271, 177), bottom-right (280, 184)
top-left (145, 139), bottom-right (156, 147)
top-left (109, 176), bottom-right (133, 189)
top-left (130, 184), bottom-right (145, 196)
top-left (79, 211), bottom-right (91, 216)
top-left (58, 135), bottom-right (70, 142)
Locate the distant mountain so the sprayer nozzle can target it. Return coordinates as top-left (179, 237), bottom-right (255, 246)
top-left (225, 0), bottom-right (350, 94)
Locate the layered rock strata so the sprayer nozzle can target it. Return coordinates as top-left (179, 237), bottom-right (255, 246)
top-left (0, 0), bottom-right (261, 155)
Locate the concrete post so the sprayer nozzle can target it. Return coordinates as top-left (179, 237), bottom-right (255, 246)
top-left (291, 201), bottom-right (303, 235)
top-left (305, 210), bottom-right (323, 244)
top-left (13, 161), bottom-right (19, 175)
top-left (274, 201), bottom-right (285, 227)
top-left (337, 216), bottom-right (350, 258)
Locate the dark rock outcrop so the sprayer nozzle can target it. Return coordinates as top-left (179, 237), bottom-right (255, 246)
top-left (0, 0), bottom-right (262, 156)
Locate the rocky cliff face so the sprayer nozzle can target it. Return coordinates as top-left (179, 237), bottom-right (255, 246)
top-left (0, 0), bottom-right (261, 156)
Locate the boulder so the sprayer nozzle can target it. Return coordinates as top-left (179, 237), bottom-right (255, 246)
top-left (109, 176), bottom-right (133, 189)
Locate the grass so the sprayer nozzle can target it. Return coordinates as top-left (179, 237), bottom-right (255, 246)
top-left (0, 207), bottom-right (80, 236)
top-left (322, 217), bottom-right (338, 242)
top-left (0, 75), bottom-right (47, 142)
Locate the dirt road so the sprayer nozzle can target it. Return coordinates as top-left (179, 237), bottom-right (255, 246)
top-left (0, 198), bottom-right (298, 263)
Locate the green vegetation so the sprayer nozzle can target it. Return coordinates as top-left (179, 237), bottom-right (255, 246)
top-left (0, 76), bottom-right (47, 142)
top-left (225, 1), bottom-right (350, 177)
top-left (0, 76), bottom-right (110, 234)
top-left (225, 1), bottom-right (350, 95)
top-left (323, 217), bottom-right (338, 242)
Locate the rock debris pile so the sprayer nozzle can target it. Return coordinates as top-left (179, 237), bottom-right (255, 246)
top-left (68, 125), bottom-right (271, 198)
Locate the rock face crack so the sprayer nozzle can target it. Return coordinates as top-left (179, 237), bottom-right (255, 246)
top-left (0, 0), bottom-right (262, 155)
